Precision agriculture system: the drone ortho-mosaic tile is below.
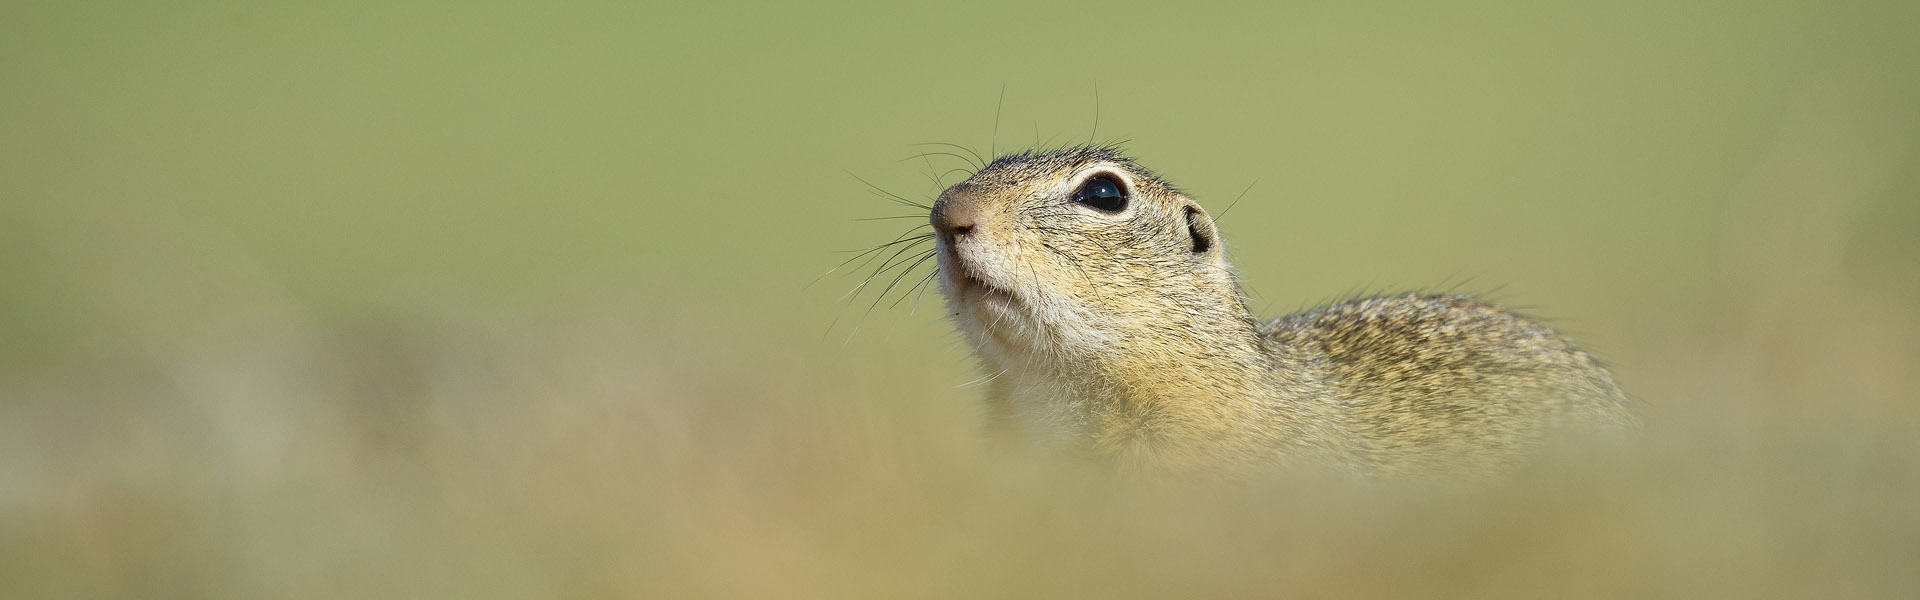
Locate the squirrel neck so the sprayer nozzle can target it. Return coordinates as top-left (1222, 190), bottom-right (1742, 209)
top-left (987, 290), bottom-right (1340, 470)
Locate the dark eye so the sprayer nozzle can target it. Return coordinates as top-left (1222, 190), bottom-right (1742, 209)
top-left (1072, 175), bottom-right (1127, 213)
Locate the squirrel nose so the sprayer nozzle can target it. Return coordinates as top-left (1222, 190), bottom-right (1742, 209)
top-left (930, 192), bottom-right (980, 243)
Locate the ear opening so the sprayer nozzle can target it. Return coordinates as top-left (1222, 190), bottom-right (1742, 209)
top-left (1184, 205), bottom-right (1217, 254)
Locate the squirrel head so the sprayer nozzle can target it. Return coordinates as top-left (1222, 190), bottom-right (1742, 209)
top-left (931, 146), bottom-right (1241, 366)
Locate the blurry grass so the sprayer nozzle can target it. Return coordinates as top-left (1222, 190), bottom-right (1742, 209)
top-left (1, 268), bottom-right (1916, 598)
top-left (3, 115), bottom-right (1917, 596)
top-left (5, 0), bottom-right (1920, 597)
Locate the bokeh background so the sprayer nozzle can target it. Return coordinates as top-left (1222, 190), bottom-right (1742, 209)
top-left (4, 1), bottom-right (1918, 597)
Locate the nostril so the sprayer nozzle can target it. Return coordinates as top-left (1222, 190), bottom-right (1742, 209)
top-left (930, 191), bottom-right (981, 241)
top-left (932, 209), bottom-right (976, 241)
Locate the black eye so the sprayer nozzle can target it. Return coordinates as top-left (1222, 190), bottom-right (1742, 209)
top-left (1072, 175), bottom-right (1127, 213)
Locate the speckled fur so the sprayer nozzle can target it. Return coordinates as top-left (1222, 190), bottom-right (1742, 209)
top-left (930, 146), bottom-right (1635, 477)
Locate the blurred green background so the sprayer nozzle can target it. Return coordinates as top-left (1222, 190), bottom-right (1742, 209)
top-left (4, 1), bottom-right (1918, 597)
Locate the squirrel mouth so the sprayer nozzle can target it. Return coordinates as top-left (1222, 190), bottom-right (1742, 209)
top-left (959, 272), bottom-right (1016, 308)
top-left (940, 247), bottom-right (1018, 312)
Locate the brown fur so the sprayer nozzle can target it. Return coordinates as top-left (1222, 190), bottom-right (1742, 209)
top-left (930, 146), bottom-right (1636, 477)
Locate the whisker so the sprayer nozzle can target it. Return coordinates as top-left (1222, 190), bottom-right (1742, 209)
top-left (819, 233), bottom-right (933, 293)
top-left (920, 153), bottom-right (946, 191)
top-left (1089, 81), bottom-right (1100, 144)
top-left (1213, 179), bottom-right (1257, 223)
top-left (853, 249), bottom-right (938, 337)
top-left (898, 151), bottom-right (983, 168)
top-left (831, 228), bottom-right (931, 257)
top-left (915, 154), bottom-right (945, 190)
top-left (909, 142), bottom-right (985, 170)
top-left (848, 171), bottom-right (931, 210)
top-left (886, 253), bottom-right (942, 311)
top-left (991, 85), bottom-right (1006, 158)
top-left (901, 269), bottom-right (940, 315)
top-left (866, 240), bottom-right (936, 282)
top-left (957, 367), bottom-right (1009, 389)
top-left (842, 236), bottom-right (934, 279)
top-left (844, 239), bottom-right (935, 300)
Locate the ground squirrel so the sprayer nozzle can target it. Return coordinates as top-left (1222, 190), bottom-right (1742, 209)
top-left (928, 145), bottom-right (1636, 477)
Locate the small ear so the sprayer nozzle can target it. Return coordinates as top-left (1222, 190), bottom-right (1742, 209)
top-left (1184, 205), bottom-right (1217, 254)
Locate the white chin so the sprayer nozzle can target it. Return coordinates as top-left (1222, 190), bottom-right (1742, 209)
top-left (964, 280), bottom-right (1016, 311)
